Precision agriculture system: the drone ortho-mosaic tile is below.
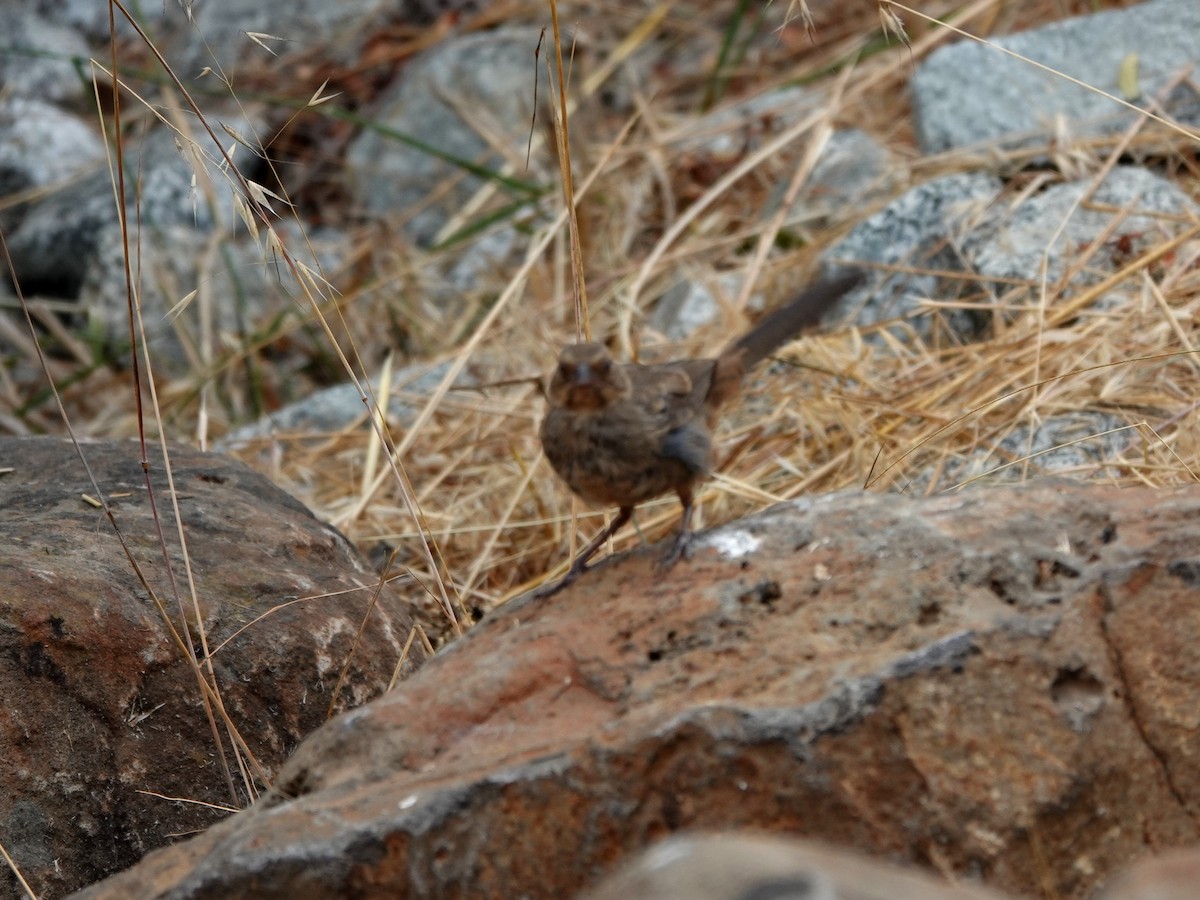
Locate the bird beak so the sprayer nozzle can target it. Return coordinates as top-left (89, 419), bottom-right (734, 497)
top-left (562, 364), bottom-right (607, 409)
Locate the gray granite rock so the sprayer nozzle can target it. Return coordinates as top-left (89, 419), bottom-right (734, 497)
top-left (917, 410), bottom-right (1133, 493)
top-left (671, 85), bottom-right (822, 157)
top-left (647, 278), bottom-right (723, 342)
top-left (218, 359), bottom-right (473, 450)
top-left (912, 0), bottom-right (1200, 153)
top-left (786, 127), bottom-right (895, 225)
top-left (0, 98), bottom-right (105, 233)
top-left (825, 165), bottom-right (1193, 344)
top-left (183, 0), bottom-right (393, 73)
top-left (34, 0), bottom-right (176, 42)
top-left (964, 166), bottom-right (1199, 288)
top-left (6, 118), bottom-right (256, 293)
top-left (0, 8), bottom-right (90, 103)
top-left (77, 220), bottom-right (347, 368)
top-left (439, 226), bottom-right (522, 293)
top-left (671, 87), bottom-right (894, 227)
top-left (345, 27), bottom-right (543, 247)
top-left (647, 271), bottom-right (760, 342)
top-left (825, 172), bottom-right (1003, 339)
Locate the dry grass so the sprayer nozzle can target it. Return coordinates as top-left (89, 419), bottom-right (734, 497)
top-left (4, 7), bottom-right (1196, 890)
top-left (7, 0), bottom-right (1200, 660)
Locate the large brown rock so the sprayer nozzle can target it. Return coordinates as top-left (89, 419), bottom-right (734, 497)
top-left (0, 437), bottom-right (424, 898)
top-left (73, 482), bottom-right (1200, 898)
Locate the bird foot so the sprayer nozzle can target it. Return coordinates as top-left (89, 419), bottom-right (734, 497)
top-left (657, 529), bottom-right (694, 572)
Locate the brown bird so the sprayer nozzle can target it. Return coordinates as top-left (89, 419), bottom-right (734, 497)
top-left (537, 268), bottom-right (864, 595)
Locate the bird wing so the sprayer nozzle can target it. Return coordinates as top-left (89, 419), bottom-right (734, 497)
top-left (627, 359), bottom-right (718, 477)
top-left (649, 359), bottom-right (717, 430)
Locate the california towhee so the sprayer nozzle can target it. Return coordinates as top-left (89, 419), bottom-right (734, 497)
top-left (537, 268), bottom-right (864, 594)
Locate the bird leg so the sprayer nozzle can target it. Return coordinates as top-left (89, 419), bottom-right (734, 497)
top-left (657, 486), bottom-right (696, 571)
top-left (534, 506), bottom-right (633, 597)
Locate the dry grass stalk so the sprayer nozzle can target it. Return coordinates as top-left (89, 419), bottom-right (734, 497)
top-left (6, 2), bottom-right (1199, 688)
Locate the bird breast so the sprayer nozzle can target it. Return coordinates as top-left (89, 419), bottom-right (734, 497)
top-left (540, 401), bottom-right (710, 507)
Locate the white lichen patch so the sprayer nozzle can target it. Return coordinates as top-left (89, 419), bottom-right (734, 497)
top-left (703, 529), bottom-right (761, 559)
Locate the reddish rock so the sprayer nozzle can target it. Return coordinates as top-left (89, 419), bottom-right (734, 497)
top-left (0, 436), bottom-right (424, 898)
top-left (73, 483), bottom-right (1200, 898)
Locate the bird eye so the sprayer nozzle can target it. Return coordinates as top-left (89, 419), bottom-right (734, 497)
top-left (595, 358), bottom-right (611, 375)
top-left (558, 361), bottom-right (574, 380)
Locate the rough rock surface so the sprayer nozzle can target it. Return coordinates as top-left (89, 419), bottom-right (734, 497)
top-left (6, 127), bottom-right (250, 294)
top-left (345, 27), bottom-right (543, 246)
top-left (1097, 845), bottom-right (1200, 899)
top-left (825, 171), bottom-right (1002, 338)
top-left (828, 165), bottom-right (1193, 345)
top-left (0, 437), bottom-right (425, 898)
top-left (963, 167), bottom-right (1199, 288)
top-left (217, 358), bottom-right (471, 451)
top-left (74, 482), bottom-right (1200, 898)
top-left (0, 98), bottom-right (104, 207)
top-left (582, 833), bottom-right (1013, 900)
top-left (181, 0), bottom-right (394, 72)
top-left (911, 0), bottom-right (1200, 153)
top-left (0, 8), bottom-right (91, 103)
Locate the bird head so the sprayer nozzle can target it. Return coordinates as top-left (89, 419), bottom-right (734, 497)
top-left (546, 342), bottom-right (632, 411)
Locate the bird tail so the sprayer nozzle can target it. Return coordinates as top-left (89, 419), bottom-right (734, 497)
top-left (726, 268), bottom-right (864, 370)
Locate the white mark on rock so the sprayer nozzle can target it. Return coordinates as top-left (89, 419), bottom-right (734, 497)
top-left (643, 838), bottom-right (693, 871)
top-left (705, 530), bottom-right (761, 558)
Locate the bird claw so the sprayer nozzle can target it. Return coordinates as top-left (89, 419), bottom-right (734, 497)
top-left (657, 530), bottom-right (694, 572)
top-left (537, 522), bottom-right (694, 594)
